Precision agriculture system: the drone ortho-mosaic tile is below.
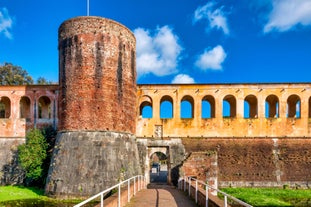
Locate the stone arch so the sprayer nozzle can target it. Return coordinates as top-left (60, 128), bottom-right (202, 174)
top-left (180, 95), bottom-right (194, 118)
top-left (287, 94), bottom-right (301, 118)
top-left (265, 94), bottom-right (279, 118)
top-left (38, 96), bottom-right (51, 119)
top-left (223, 95), bottom-right (236, 118)
top-left (0, 96), bottom-right (11, 118)
top-left (20, 96), bottom-right (31, 119)
top-left (202, 95), bottom-right (215, 118)
top-left (148, 147), bottom-right (169, 183)
top-left (139, 95), bottom-right (153, 118)
top-left (244, 95), bottom-right (258, 118)
top-left (160, 95), bottom-right (173, 119)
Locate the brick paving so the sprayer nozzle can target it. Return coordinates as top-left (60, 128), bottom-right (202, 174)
top-left (125, 184), bottom-right (198, 207)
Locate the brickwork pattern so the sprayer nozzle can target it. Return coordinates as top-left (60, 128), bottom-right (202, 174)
top-left (182, 137), bottom-right (311, 188)
top-left (58, 16), bottom-right (136, 133)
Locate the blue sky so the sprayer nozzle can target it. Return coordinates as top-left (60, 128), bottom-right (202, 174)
top-left (0, 0), bottom-right (311, 84)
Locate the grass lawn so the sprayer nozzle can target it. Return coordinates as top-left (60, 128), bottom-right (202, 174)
top-left (221, 187), bottom-right (311, 207)
top-left (0, 186), bottom-right (97, 206)
top-left (0, 186), bottom-right (47, 202)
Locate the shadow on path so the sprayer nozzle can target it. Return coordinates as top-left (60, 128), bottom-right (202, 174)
top-left (126, 183), bottom-right (198, 207)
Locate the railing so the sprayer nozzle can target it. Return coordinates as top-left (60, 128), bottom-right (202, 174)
top-left (74, 175), bottom-right (146, 207)
top-left (178, 176), bottom-right (252, 207)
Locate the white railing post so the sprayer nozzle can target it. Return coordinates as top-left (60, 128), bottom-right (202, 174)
top-left (206, 187), bottom-right (208, 207)
top-left (101, 193), bottom-right (104, 207)
top-left (134, 176), bottom-right (136, 195)
top-left (118, 184), bottom-right (121, 207)
top-left (224, 195), bottom-right (228, 207)
top-left (128, 179), bottom-right (130, 202)
top-left (195, 179), bottom-right (198, 203)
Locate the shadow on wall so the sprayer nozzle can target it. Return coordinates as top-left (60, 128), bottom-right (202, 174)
top-left (171, 164), bottom-right (181, 186)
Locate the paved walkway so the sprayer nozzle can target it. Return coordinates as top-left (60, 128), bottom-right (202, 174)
top-left (125, 184), bottom-right (198, 207)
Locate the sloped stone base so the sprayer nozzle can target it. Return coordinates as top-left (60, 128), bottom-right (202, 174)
top-left (45, 131), bottom-right (141, 199)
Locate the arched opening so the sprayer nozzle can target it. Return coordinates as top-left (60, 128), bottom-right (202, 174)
top-left (265, 95), bottom-right (279, 118)
top-left (244, 95), bottom-right (258, 118)
top-left (38, 96), bottom-right (51, 119)
top-left (223, 95), bottom-right (236, 118)
top-left (287, 95), bottom-right (301, 118)
top-left (0, 96), bottom-right (11, 118)
top-left (202, 95), bottom-right (215, 118)
top-left (150, 151), bottom-right (168, 183)
top-left (160, 95), bottom-right (173, 119)
top-left (20, 96), bottom-right (31, 119)
top-left (139, 96), bottom-right (153, 118)
top-left (180, 95), bottom-right (194, 118)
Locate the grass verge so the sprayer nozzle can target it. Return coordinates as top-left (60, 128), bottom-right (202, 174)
top-left (221, 187), bottom-right (311, 207)
top-left (0, 186), bottom-right (47, 202)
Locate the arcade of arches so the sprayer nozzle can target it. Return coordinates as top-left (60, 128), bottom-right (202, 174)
top-left (0, 85), bottom-right (58, 137)
top-left (137, 83), bottom-right (311, 138)
top-left (1, 83), bottom-right (311, 188)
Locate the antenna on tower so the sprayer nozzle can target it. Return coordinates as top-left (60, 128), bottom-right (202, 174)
top-left (87, 0), bottom-right (90, 16)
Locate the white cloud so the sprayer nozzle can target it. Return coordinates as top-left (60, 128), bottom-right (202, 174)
top-left (134, 26), bottom-right (182, 78)
top-left (264, 0), bottom-right (311, 33)
top-left (195, 45), bottom-right (227, 70)
top-left (193, 1), bottom-right (230, 35)
top-left (171, 74), bottom-right (195, 84)
top-left (0, 8), bottom-right (13, 39)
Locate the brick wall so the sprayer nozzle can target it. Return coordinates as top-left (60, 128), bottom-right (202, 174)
top-left (58, 16), bottom-right (136, 133)
top-left (182, 137), bottom-right (311, 188)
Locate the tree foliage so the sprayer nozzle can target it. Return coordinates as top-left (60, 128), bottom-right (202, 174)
top-left (18, 129), bottom-right (48, 181)
top-left (36, 77), bottom-right (52, 85)
top-left (0, 62), bottom-right (34, 85)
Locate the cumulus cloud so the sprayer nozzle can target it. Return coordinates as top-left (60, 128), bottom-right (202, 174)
top-left (264, 0), bottom-right (311, 33)
top-left (193, 1), bottom-right (230, 35)
top-left (171, 74), bottom-right (195, 84)
top-left (195, 45), bottom-right (227, 70)
top-left (0, 8), bottom-right (13, 39)
top-left (134, 26), bottom-right (182, 78)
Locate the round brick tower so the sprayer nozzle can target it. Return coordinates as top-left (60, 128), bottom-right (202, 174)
top-left (45, 16), bottom-right (141, 198)
top-left (58, 16), bottom-right (136, 133)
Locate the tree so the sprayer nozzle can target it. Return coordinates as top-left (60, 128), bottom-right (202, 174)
top-left (0, 62), bottom-right (33, 85)
top-left (18, 129), bottom-right (48, 183)
top-left (36, 76), bottom-right (52, 85)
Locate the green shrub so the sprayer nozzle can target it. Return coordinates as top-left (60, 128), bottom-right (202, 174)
top-left (18, 129), bottom-right (48, 183)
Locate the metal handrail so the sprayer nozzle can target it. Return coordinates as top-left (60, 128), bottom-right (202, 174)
top-left (74, 175), bottom-right (146, 207)
top-left (178, 176), bottom-right (252, 207)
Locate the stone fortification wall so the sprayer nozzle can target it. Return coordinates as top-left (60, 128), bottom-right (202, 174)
top-left (182, 137), bottom-right (311, 188)
top-left (0, 138), bottom-right (25, 185)
top-left (58, 16), bottom-right (136, 133)
top-left (45, 131), bottom-right (141, 198)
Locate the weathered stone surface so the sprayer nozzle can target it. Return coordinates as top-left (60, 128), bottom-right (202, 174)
top-left (45, 131), bottom-right (141, 198)
top-left (182, 137), bottom-right (311, 188)
top-left (0, 138), bottom-right (25, 185)
top-left (136, 138), bottom-right (185, 186)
